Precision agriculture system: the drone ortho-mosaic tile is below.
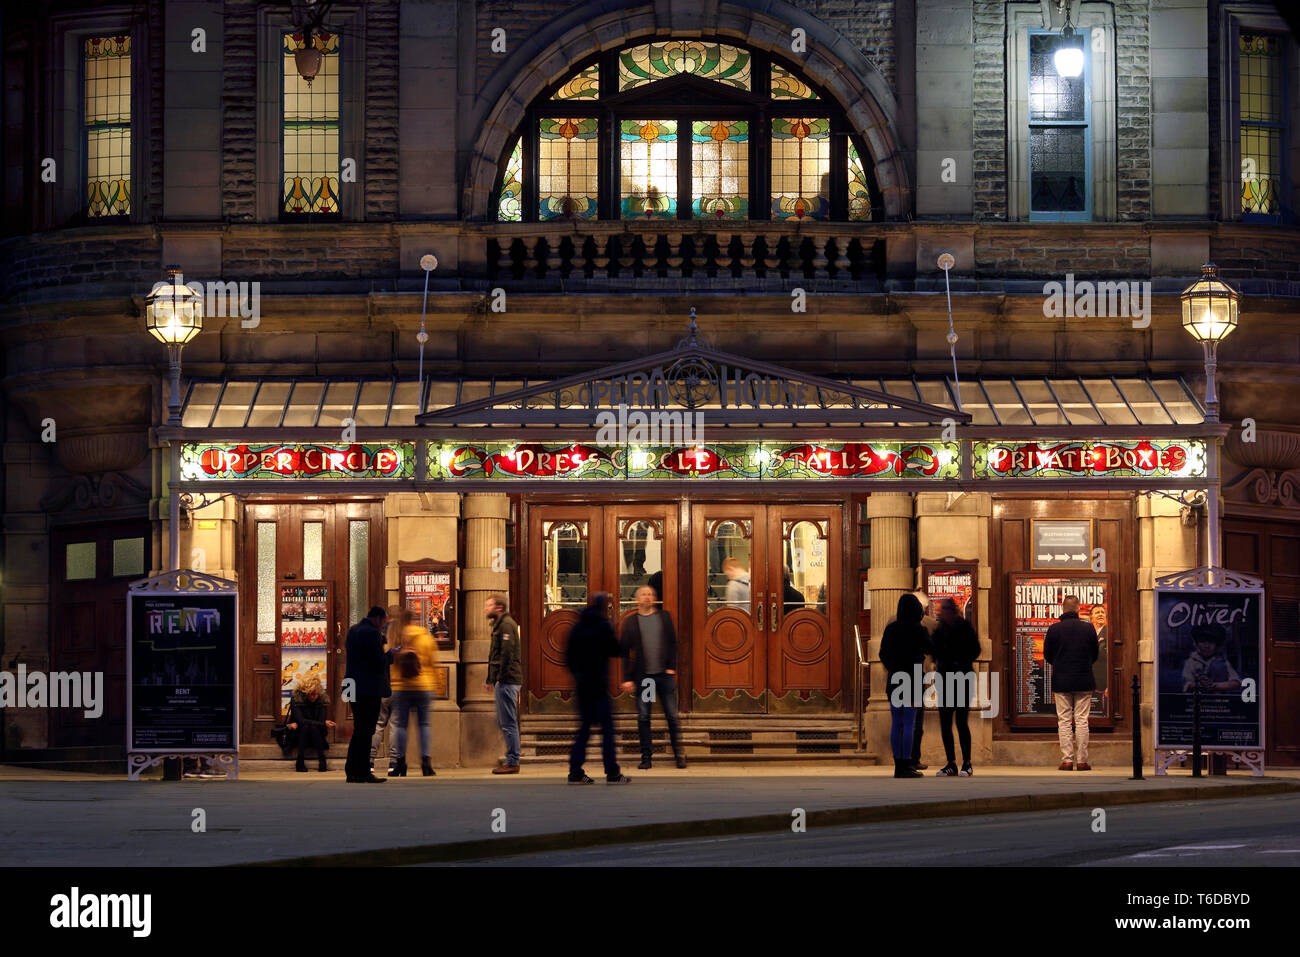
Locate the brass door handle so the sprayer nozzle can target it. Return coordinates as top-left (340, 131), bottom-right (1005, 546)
top-left (770, 598), bottom-right (778, 633)
top-left (755, 592), bottom-right (764, 630)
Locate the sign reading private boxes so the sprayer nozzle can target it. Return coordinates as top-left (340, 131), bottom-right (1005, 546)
top-left (1155, 587), bottom-right (1263, 752)
top-left (128, 592), bottom-right (237, 751)
top-left (1010, 575), bottom-right (1109, 720)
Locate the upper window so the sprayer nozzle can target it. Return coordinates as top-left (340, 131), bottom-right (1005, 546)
top-left (83, 36), bottom-right (132, 218)
top-left (495, 40), bottom-right (879, 223)
top-left (1027, 30), bottom-right (1091, 221)
top-left (1239, 32), bottom-right (1286, 218)
top-left (282, 31), bottom-right (341, 218)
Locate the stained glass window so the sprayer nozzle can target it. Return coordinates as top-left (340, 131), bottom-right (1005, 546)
top-left (552, 63), bottom-right (599, 100)
top-left (539, 116), bottom-right (599, 219)
top-left (771, 117), bottom-right (830, 220)
top-left (282, 32), bottom-right (341, 215)
top-left (619, 41), bottom-right (751, 91)
top-left (692, 120), bottom-right (749, 219)
top-left (1240, 33), bottom-right (1284, 215)
top-left (84, 36), bottom-right (131, 218)
top-left (771, 63), bottom-right (818, 100)
top-left (1028, 31), bottom-right (1088, 216)
top-left (621, 119), bottom-right (678, 218)
top-left (847, 141), bottom-right (872, 221)
top-left (498, 137), bottom-right (523, 222)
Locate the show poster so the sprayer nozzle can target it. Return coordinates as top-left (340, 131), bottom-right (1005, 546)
top-left (1155, 588), bottom-right (1262, 751)
top-left (129, 593), bottom-right (237, 751)
top-left (280, 583), bottom-right (329, 717)
top-left (1011, 575), bottom-right (1108, 718)
top-left (402, 567), bottom-right (454, 648)
top-left (923, 563), bottom-right (976, 626)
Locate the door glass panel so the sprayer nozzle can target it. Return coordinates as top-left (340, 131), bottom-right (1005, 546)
top-left (66, 542), bottom-right (96, 581)
top-left (543, 521), bottom-right (587, 612)
top-left (349, 520), bottom-right (369, 623)
top-left (619, 519), bottom-right (662, 607)
top-left (256, 523), bottom-right (277, 642)
top-left (111, 537), bottom-right (144, 577)
top-left (785, 520), bottom-right (827, 613)
top-left (303, 522), bottom-right (323, 580)
top-left (707, 520), bottom-right (752, 612)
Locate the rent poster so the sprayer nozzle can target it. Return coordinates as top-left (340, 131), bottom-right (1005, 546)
top-left (129, 593), bottom-right (237, 751)
top-left (280, 584), bottom-right (329, 717)
top-left (1155, 589), bottom-right (1262, 751)
top-left (1011, 576), bottom-right (1108, 718)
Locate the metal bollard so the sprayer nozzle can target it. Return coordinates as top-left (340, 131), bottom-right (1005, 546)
top-left (1129, 674), bottom-right (1143, 780)
top-left (1192, 684), bottom-right (1202, 778)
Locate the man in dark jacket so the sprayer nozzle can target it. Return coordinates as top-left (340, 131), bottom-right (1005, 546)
top-left (344, 605), bottom-right (391, 783)
top-left (620, 585), bottom-right (686, 770)
top-left (1043, 595), bottom-right (1099, 770)
top-left (879, 593), bottom-right (934, 778)
top-left (932, 598), bottom-right (981, 776)
top-left (484, 594), bottom-right (523, 774)
top-left (566, 593), bottom-right (629, 784)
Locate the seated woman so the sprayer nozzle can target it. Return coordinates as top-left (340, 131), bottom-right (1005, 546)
top-left (288, 673), bottom-right (335, 772)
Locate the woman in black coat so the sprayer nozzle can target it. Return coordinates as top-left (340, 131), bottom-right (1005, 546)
top-left (879, 593), bottom-right (934, 778)
top-left (288, 673), bottom-right (334, 772)
top-left (564, 593), bottom-right (629, 784)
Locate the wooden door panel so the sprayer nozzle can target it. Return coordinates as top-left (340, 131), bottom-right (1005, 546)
top-left (527, 506), bottom-right (601, 712)
top-left (691, 505), bottom-right (766, 712)
top-left (767, 506), bottom-right (842, 711)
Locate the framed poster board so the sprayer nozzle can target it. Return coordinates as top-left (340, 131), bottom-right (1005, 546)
top-left (921, 561), bottom-right (978, 629)
top-left (1030, 519), bottom-right (1093, 570)
top-left (1009, 572), bottom-right (1110, 725)
top-left (1155, 582), bottom-right (1264, 763)
top-left (127, 582), bottom-right (237, 754)
top-left (400, 559), bottom-right (457, 650)
top-left (278, 581), bottom-right (331, 719)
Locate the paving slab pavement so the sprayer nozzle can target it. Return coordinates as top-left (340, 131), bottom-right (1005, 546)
top-left (1, 763), bottom-right (1297, 866)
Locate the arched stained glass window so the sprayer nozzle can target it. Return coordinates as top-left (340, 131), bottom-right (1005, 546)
top-left (494, 39), bottom-right (881, 223)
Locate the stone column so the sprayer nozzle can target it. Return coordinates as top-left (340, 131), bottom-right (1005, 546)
top-left (865, 492), bottom-right (915, 762)
top-left (460, 492), bottom-right (510, 766)
top-left (915, 491), bottom-right (993, 766)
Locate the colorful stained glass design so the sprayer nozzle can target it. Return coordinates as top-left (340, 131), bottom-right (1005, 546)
top-left (618, 41), bottom-right (751, 91)
top-left (771, 117), bottom-right (830, 220)
top-left (771, 63), bottom-right (818, 100)
top-left (552, 63), bottom-right (599, 100)
top-left (620, 119), bottom-right (678, 218)
top-left (282, 32), bottom-right (342, 214)
top-left (84, 36), bottom-right (131, 217)
top-left (498, 137), bottom-right (523, 222)
top-left (539, 116), bottom-right (599, 219)
top-left (847, 140), bottom-right (872, 221)
top-left (691, 120), bottom-right (749, 219)
top-left (1240, 32), bottom-right (1283, 215)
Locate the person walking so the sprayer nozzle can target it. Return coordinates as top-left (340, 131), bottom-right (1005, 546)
top-left (1044, 594), bottom-right (1100, 771)
top-left (566, 592), bottom-right (629, 784)
top-left (932, 598), bottom-right (981, 777)
top-left (344, 605), bottom-right (391, 783)
top-left (484, 594), bottom-right (523, 774)
top-left (879, 593), bottom-right (933, 778)
top-left (620, 585), bottom-right (686, 770)
top-left (390, 608), bottom-right (438, 777)
top-left (288, 672), bottom-right (334, 772)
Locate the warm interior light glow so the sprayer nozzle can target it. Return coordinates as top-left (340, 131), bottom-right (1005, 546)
top-left (1054, 44), bottom-right (1084, 78)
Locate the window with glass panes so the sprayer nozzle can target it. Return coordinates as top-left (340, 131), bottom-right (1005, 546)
top-left (495, 40), bottom-right (880, 223)
top-left (1028, 30), bottom-right (1090, 219)
top-left (282, 31), bottom-right (341, 217)
top-left (83, 36), bottom-right (131, 218)
top-left (1239, 32), bottom-right (1286, 217)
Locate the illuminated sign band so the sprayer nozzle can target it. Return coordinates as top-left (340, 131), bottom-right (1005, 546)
top-left (974, 440), bottom-right (1205, 479)
top-left (181, 443), bottom-right (414, 480)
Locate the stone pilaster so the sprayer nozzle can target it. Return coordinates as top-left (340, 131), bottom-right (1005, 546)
top-left (865, 492), bottom-right (914, 761)
top-left (459, 493), bottom-right (510, 766)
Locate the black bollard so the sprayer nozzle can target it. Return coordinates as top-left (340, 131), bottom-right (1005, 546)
top-left (1191, 684), bottom-right (1202, 778)
top-left (1130, 674), bottom-right (1143, 780)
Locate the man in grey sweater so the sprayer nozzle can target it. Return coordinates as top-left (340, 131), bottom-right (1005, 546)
top-left (620, 585), bottom-right (687, 770)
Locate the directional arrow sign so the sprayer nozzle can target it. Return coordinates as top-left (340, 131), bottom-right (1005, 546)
top-left (1032, 521), bottom-right (1093, 569)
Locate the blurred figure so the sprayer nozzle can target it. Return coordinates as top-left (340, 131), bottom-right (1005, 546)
top-left (566, 593), bottom-right (629, 784)
top-left (390, 607), bottom-right (438, 777)
top-left (910, 589), bottom-right (937, 771)
top-left (880, 593), bottom-right (934, 778)
top-left (722, 557), bottom-right (750, 608)
top-left (932, 598), bottom-right (980, 777)
top-left (344, 606), bottom-right (391, 783)
top-left (288, 672), bottom-right (335, 772)
top-left (782, 569), bottom-right (806, 613)
top-left (620, 585), bottom-right (686, 770)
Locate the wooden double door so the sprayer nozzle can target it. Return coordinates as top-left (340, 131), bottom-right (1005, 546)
top-left (526, 501), bottom-right (842, 714)
top-left (239, 500), bottom-right (385, 745)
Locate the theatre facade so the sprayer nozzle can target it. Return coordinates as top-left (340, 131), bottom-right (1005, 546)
top-left (1, 0), bottom-right (1298, 769)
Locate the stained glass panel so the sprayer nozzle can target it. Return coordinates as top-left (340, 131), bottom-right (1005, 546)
top-left (552, 63), bottom-right (599, 100)
top-left (84, 36), bottom-right (131, 217)
top-left (539, 116), bottom-right (599, 219)
top-left (692, 120), bottom-right (749, 219)
top-left (1029, 33), bottom-right (1084, 121)
top-left (621, 119), bottom-right (678, 218)
top-left (770, 117), bottom-right (830, 220)
top-left (282, 32), bottom-right (341, 215)
top-left (771, 63), bottom-right (818, 100)
top-left (498, 137), bottom-right (522, 222)
top-left (1030, 127), bottom-right (1086, 211)
top-left (618, 41), bottom-right (751, 91)
top-left (1240, 33), bottom-right (1284, 215)
top-left (847, 140), bottom-right (872, 221)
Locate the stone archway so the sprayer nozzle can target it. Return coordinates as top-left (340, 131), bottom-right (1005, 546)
top-left (462, 0), bottom-right (910, 221)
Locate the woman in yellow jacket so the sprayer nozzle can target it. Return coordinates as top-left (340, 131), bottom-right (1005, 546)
top-left (390, 608), bottom-right (438, 776)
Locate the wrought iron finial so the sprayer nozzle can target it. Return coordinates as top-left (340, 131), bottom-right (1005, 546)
top-left (678, 307), bottom-right (700, 350)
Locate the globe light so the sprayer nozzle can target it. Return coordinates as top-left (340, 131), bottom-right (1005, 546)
top-left (145, 267), bottom-right (204, 345)
top-left (1054, 26), bottom-right (1084, 78)
top-left (1180, 264), bottom-right (1239, 343)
